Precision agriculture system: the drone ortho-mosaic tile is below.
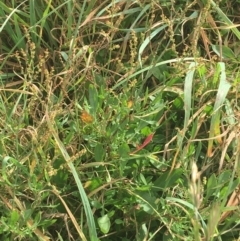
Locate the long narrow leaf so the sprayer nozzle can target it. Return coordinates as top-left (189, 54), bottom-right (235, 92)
top-left (46, 111), bottom-right (98, 241)
top-left (211, 0), bottom-right (240, 40)
top-left (184, 62), bottom-right (197, 131)
top-left (207, 62), bottom-right (231, 157)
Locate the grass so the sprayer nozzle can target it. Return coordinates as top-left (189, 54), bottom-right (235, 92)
top-left (0, 0), bottom-right (240, 240)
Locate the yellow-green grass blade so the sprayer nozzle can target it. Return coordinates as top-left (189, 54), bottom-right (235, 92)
top-left (207, 62), bottom-right (231, 157)
top-left (46, 111), bottom-right (98, 241)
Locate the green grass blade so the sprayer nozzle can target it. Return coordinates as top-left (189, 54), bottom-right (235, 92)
top-left (184, 62), bottom-right (197, 131)
top-left (211, 0), bottom-right (240, 40)
top-left (68, 0), bottom-right (89, 60)
top-left (138, 24), bottom-right (168, 67)
top-left (46, 111), bottom-right (98, 241)
top-left (0, 1), bottom-right (27, 33)
top-left (29, 0), bottom-right (37, 43)
top-left (207, 62), bottom-right (231, 157)
top-left (112, 57), bottom-right (200, 90)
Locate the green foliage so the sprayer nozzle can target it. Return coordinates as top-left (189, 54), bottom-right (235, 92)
top-left (0, 0), bottom-right (240, 240)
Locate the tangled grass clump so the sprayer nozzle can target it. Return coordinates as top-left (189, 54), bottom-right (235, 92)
top-left (0, 0), bottom-right (240, 240)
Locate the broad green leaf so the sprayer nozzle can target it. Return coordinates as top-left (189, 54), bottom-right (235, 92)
top-left (91, 200), bottom-right (102, 209)
top-left (118, 143), bottom-right (130, 158)
top-left (212, 45), bottom-right (235, 59)
top-left (153, 168), bottom-right (183, 189)
top-left (23, 209), bottom-right (32, 220)
top-left (206, 174), bottom-right (218, 199)
top-left (137, 224), bottom-right (148, 241)
top-left (98, 215), bottom-right (110, 234)
top-left (60, 51), bottom-right (68, 61)
top-left (139, 173), bottom-right (147, 185)
top-left (173, 96), bottom-right (184, 109)
top-left (150, 65), bottom-right (167, 80)
top-left (115, 219), bottom-right (123, 224)
top-left (140, 126), bottom-right (152, 135)
top-left (85, 177), bottom-right (102, 192)
top-left (218, 170), bottom-right (231, 185)
top-left (136, 191), bottom-right (157, 215)
top-left (10, 210), bottom-right (19, 225)
top-left (204, 104), bottom-right (213, 114)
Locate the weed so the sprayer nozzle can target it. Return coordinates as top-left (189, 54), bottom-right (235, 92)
top-left (0, 0), bottom-right (240, 240)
